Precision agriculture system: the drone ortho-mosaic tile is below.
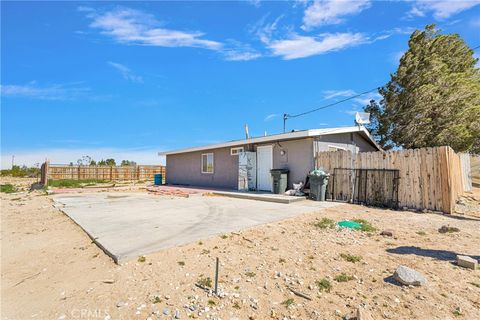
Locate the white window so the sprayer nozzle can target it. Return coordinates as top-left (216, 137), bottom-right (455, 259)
top-left (328, 145), bottom-right (346, 152)
top-left (230, 147), bottom-right (244, 155)
top-left (201, 153), bottom-right (214, 173)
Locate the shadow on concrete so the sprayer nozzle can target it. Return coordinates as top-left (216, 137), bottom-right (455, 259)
top-left (386, 246), bottom-right (480, 262)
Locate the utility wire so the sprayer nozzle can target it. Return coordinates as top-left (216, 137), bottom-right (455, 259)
top-left (282, 43), bottom-right (480, 132)
top-left (285, 87), bottom-right (380, 119)
top-left (284, 43), bottom-right (479, 122)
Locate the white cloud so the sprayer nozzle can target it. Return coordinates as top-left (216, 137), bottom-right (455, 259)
top-left (251, 14), bottom-right (285, 45)
top-left (222, 40), bottom-right (262, 61)
top-left (302, 0), bottom-right (371, 29)
top-left (264, 113), bottom-right (278, 121)
top-left (352, 92), bottom-right (381, 106)
top-left (323, 89), bottom-right (356, 99)
top-left (246, 0), bottom-right (261, 7)
top-left (343, 108), bottom-right (360, 115)
top-left (107, 61), bottom-right (143, 83)
top-left (267, 32), bottom-right (367, 60)
top-left (1, 82), bottom-right (91, 100)
top-left (84, 7), bottom-right (222, 50)
top-left (408, 1), bottom-right (480, 20)
top-left (224, 50), bottom-right (262, 61)
top-left (1, 147), bottom-right (165, 169)
top-left (391, 50), bottom-right (405, 65)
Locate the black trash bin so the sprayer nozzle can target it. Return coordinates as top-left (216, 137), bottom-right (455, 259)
top-left (309, 171), bottom-right (330, 201)
top-left (270, 169), bottom-right (289, 194)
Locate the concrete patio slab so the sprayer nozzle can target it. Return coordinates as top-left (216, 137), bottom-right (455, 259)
top-left (212, 190), bottom-right (306, 204)
top-left (52, 192), bottom-right (341, 263)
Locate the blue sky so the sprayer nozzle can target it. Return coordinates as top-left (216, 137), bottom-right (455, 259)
top-left (1, 0), bottom-right (479, 167)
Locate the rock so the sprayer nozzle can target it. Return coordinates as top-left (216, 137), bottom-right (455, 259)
top-left (116, 301), bottom-right (126, 308)
top-left (102, 279), bottom-right (115, 284)
top-left (457, 255), bottom-right (478, 270)
top-left (163, 308), bottom-right (170, 315)
top-left (380, 229), bottom-right (394, 237)
top-left (357, 308), bottom-right (373, 320)
top-left (174, 310), bottom-right (181, 319)
top-left (393, 265), bottom-right (426, 286)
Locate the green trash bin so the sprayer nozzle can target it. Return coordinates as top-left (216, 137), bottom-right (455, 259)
top-left (270, 169), bottom-right (289, 194)
top-left (309, 170), bottom-right (330, 201)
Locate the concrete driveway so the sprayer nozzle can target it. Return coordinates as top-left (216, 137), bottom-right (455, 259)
top-left (52, 192), bottom-right (340, 263)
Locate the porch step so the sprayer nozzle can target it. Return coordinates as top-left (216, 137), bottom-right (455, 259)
top-left (212, 191), bottom-right (307, 204)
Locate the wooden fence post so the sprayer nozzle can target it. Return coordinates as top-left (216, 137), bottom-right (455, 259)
top-left (41, 160), bottom-right (49, 185)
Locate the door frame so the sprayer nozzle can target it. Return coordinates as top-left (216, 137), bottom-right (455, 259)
top-left (256, 145), bottom-right (273, 192)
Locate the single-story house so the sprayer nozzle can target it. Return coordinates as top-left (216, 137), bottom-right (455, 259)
top-left (159, 126), bottom-right (382, 191)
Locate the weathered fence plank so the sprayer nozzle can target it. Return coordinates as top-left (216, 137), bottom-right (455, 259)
top-left (315, 146), bottom-right (467, 214)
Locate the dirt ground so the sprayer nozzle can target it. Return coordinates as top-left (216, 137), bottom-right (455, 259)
top-left (2, 177), bottom-right (480, 320)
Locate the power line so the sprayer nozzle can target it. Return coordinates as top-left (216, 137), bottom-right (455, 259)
top-left (283, 87), bottom-right (381, 132)
top-left (282, 43), bottom-right (480, 132)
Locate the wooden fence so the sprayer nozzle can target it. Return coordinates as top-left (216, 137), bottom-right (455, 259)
top-left (40, 161), bottom-right (165, 185)
top-left (315, 146), bottom-right (470, 214)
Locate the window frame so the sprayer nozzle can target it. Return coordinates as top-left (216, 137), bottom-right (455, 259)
top-left (201, 153), bottom-right (214, 174)
top-left (230, 147), bottom-right (244, 156)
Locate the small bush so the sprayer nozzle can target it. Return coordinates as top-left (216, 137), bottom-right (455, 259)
top-left (279, 258), bottom-right (286, 263)
top-left (220, 234), bottom-right (228, 239)
top-left (353, 219), bottom-right (377, 232)
top-left (313, 218), bottom-right (335, 229)
top-left (340, 253), bottom-right (362, 263)
top-left (334, 273), bottom-right (353, 282)
top-left (1, 165), bottom-right (40, 178)
top-left (177, 261), bottom-right (185, 266)
top-left (138, 256), bottom-right (146, 262)
top-left (0, 184), bottom-right (16, 193)
top-left (207, 299), bottom-right (216, 306)
top-left (281, 298), bottom-right (295, 308)
top-left (316, 278), bottom-right (331, 292)
top-left (198, 275), bottom-right (212, 288)
top-left (416, 231), bottom-right (427, 236)
top-left (245, 271), bottom-right (256, 278)
top-left (438, 226), bottom-right (460, 233)
top-left (232, 302), bottom-right (241, 309)
top-left (153, 296), bottom-right (162, 304)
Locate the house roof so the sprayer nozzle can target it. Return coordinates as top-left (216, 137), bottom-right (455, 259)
top-left (159, 126), bottom-right (382, 156)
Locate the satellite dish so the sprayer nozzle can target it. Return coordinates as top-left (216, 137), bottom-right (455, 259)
top-left (355, 112), bottom-right (370, 125)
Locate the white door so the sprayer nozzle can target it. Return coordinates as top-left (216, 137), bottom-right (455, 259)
top-left (256, 145), bottom-right (273, 191)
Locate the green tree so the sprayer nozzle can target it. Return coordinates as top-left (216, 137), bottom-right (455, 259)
top-left (121, 160), bottom-right (136, 166)
top-left (365, 24), bottom-right (480, 153)
top-left (105, 158), bottom-right (116, 166)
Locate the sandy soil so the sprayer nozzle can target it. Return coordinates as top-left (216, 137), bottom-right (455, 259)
top-left (2, 177), bottom-right (480, 320)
